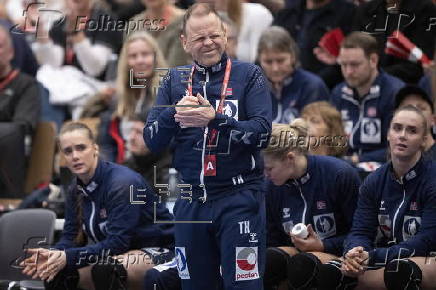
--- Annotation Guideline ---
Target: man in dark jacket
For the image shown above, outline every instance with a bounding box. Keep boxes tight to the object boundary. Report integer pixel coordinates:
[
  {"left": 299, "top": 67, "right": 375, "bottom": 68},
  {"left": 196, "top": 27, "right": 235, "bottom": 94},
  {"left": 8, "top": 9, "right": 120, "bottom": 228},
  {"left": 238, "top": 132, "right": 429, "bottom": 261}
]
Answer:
[
  {"left": 274, "top": 0, "right": 356, "bottom": 88},
  {"left": 143, "top": 3, "right": 272, "bottom": 289}
]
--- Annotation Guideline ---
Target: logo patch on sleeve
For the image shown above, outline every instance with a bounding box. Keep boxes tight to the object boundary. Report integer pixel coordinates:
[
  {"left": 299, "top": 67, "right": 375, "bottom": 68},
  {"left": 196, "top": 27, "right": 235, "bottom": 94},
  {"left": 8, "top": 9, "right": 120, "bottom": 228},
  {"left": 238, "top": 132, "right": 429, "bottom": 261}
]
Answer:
[
  {"left": 175, "top": 247, "right": 190, "bottom": 279},
  {"left": 235, "top": 247, "right": 259, "bottom": 281}
]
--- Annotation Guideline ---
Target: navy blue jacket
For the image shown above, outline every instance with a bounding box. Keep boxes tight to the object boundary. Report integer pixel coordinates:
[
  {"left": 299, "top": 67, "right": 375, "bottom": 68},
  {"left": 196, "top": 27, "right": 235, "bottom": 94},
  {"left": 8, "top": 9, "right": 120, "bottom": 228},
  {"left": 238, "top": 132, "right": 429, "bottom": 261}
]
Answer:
[
  {"left": 270, "top": 68, "right": 329, "bottom": 124},
  {"left": 144, "top": 54, "right": 272, "bottom": 200},
  {"left": 266, "top": 155, "right": 360, "bottom": 256},
  {"left": 331, "top": 71, "right": 404, "bottom": 162},
  {"left": 344, "top": 158, "right": 436, "bottom": 267},
  {"left": 55, "top": 160, "right": 174, "bottom": 269}
]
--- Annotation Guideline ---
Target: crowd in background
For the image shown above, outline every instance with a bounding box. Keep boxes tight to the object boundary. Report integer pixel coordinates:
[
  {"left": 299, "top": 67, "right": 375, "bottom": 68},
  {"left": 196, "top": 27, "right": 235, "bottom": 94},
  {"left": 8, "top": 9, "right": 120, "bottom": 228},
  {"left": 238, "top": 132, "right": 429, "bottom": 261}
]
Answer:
[{"left": 0, "top": 0, "right": 434, "bottom": 200}]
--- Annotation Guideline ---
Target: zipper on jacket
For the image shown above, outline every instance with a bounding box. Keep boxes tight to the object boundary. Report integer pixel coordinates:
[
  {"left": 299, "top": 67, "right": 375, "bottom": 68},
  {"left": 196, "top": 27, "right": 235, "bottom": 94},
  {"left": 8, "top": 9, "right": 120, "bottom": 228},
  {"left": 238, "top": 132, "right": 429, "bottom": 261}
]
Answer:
[
  {"left": 294, "top": 181, "right": 307, "bottom": 224},
  {"left": 199, "top": 71, "right": 209, "bottom": 202},
  {"left": 89, "top": 200, "right": 98, "bottom": 242},
  {"left": 391, "top": 177, "right": 406, "bottom": 244}
]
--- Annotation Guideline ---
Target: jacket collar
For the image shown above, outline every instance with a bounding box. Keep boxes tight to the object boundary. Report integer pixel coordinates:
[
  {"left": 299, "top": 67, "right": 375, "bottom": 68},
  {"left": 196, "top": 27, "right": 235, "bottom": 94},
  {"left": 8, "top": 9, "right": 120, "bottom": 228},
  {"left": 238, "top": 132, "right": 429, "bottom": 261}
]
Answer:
[
  {"left": 342, "top": 70, "right": 385, "bottom": 101},
  {"left": 193, "top": 53, "right": 229, "bottom": 74},
  {"left": 76, "top": 159, "right": 103, "bottom": 196},
  {"left": 287, "top": 155, "right": 314, "bottom": 186},
  {"left": 389, "top": 156, "right": 425, "bottom": 183}
]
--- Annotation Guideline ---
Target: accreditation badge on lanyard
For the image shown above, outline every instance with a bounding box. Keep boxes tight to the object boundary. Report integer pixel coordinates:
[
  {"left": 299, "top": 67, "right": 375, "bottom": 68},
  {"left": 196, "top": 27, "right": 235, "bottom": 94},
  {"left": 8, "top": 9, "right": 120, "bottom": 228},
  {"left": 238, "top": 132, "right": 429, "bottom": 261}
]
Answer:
[
  {"left": 0, "top": 69, "right": 19, "bottom": 91},
  {"left": 187, "top": 58, "right": 232, "bottom": 176}
]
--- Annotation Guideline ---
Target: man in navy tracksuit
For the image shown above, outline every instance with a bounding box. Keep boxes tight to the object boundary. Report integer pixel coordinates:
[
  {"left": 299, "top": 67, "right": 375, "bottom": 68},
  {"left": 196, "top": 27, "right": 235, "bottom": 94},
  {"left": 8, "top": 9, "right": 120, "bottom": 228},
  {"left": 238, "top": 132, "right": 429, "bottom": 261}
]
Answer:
[
  {"left": 143, "top": 4, "right": 271, "bottom": 289},
  {"left": 331, "top": 32, "right": 404, "bottom": 164}
]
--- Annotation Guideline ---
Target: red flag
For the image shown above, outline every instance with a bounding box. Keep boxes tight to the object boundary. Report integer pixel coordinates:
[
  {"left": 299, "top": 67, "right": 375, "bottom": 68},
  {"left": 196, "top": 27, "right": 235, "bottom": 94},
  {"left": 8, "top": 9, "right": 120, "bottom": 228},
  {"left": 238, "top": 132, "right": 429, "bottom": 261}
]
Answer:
[
  {"left": 385, "top": 30, "right": 431, "bottom": 65},
  {"left": 318, "top": 28, "right": 345, "bottom": 57}
]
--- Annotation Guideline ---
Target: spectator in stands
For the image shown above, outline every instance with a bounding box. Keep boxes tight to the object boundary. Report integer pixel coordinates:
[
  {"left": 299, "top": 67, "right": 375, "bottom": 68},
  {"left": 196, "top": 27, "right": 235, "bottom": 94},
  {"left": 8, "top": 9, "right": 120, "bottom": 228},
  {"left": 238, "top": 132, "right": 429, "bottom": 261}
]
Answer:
[
  {"left": 352, "top": 0, "right": 436, "bottom": 84},
  {"left": 32, "top": 0, "right": 123, "bottom": 80},
  {"left": 0, "top": 25, "right": 40, "bottom": 135},
  {"left": 274, "top": 0, "right": 356, "bottom": 88},
  {"left": 219, "top": 13, "right": 238, "bottom": 59},
  {"left": 0, "top": 18, "right": 38, "bottom": 77},
  {"left": 301, "top": 101, "right": 348, "bottom": 157},
  {"left": 198, "top": 0, "right": 273, "bottom": 63},
  {"left": 129, "top": 0, "right": 190, "bottom": 67},
  {"left": 258, "top": 26, "right": 329, "bottom": 124},
  {"left": 123, "top": 115, "right": 172, "bottom": 183},
  {"left": 331, "top": 32, "right": 404, "bottom": 165},
  {"left": 21, "top": 122, "right": 175, "bottom": 290},
  {"left": 263, "top": 119, "right": 360, "bottom": 289},
  {"left": 335, "top": 105, "right": 436, "bottom": 289},
  {"left": 97, "top": 31, "right": 167, "bottom": 164},
  {"left": 395, "top": 85, "right": 436, "bottom": 160}
]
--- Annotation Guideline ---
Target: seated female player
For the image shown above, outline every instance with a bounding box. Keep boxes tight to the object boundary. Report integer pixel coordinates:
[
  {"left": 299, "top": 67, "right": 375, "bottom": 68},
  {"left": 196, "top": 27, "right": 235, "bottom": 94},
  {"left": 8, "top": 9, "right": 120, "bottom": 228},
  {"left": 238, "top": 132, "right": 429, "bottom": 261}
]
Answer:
[
  {"left": 21, "top": 122, "right": 175, "bottom": 290},
  {"left": 339, "top": 105, "right": 436, "bottom": 289},
  {"left": 263, "top": 119, "right": 361, "bottom": 289}
]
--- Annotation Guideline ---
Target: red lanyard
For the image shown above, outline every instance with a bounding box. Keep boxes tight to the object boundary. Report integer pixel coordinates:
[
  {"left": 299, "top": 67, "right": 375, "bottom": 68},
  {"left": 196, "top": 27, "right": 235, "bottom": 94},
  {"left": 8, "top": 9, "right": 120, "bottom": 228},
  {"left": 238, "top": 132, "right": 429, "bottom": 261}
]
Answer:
[
  {"left": 0, "top": 69, "right": 19, "bottom": 91},
  {"left": 187, "top": 58, "right": 232, "bottom": 147}
]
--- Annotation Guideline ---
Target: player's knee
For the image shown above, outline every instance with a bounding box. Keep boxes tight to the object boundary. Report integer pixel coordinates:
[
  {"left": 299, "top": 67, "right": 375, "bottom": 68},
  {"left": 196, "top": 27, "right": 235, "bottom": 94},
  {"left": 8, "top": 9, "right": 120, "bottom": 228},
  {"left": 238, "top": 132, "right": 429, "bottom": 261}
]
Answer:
[
  {"left": 91, "top": 257, "right": 127, "bottom": 290},
  {"left": 384, "top": 259, "right": 422, "bottom": 290},
  {"left": 44, "top": 268, "right": 79, "bottom": 290},
  {"left": 317, "top": 259, "right": 357, "bottom": 290},
  {"left": 287, "top": 252, "right": 320, "bottom": 289},
  {"left": 264, "top": 247, "right": 291, "bottom": 289}
]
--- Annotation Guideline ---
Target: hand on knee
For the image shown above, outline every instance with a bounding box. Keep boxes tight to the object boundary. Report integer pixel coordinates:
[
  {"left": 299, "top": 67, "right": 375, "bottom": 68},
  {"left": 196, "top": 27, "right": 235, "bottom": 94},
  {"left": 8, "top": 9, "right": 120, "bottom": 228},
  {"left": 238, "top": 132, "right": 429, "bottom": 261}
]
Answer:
[{"left": 384, "top": 259, "right": 422, "bottom": 290}]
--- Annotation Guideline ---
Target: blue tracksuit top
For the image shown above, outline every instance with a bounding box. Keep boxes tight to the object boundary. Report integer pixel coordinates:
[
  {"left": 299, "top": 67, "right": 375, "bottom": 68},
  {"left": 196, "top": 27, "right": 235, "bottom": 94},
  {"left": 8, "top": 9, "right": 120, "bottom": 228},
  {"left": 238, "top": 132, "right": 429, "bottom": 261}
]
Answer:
[
  {"left": 266, "top": 155, "right": 361, "bottom": 256},
  {"left": 331, "top": 71, "right": 404, "bottom": 162},
  {"left": 270, "top": 68, "right": 330, "bottom": 124},
  {"left": 143, "top": 54, "right": 272, "bottom": 200},
  {"left": 344, "top": 157, "right": 436, "bottom": 267},
  {"left": 55, "top": 160, "right": 175, "bottom": 269}
]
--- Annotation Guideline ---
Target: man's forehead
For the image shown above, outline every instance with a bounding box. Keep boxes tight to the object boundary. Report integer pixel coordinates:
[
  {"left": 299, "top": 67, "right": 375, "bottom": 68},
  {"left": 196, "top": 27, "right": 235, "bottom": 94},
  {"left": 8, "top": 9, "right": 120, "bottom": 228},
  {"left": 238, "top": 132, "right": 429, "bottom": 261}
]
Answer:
[{"left": 185, "top": 13, "right": 223, "bottom": 35}]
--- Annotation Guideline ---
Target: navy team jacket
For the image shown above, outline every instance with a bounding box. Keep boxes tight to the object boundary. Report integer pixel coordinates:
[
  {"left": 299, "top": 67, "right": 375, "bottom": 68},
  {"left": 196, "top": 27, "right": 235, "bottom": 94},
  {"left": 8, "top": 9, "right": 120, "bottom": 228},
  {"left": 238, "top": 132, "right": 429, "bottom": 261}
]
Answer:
[
  {"left": 330, "top": 71, "right": 404, "bottom": 162},
  {"left": 270, "top": 68, "right": 329, "bottom": 124},
  {"left": 55, "top": 160, "right": 174, "bottom": 269},
  {"left": 143, "top": 54, "right": 272, "bottom": 200},
  {"left": 344, "top": 158, "right": 436, "bottom": 267},
  {"left": 266, "top": 155, "right": 361, "bottom": 256}
]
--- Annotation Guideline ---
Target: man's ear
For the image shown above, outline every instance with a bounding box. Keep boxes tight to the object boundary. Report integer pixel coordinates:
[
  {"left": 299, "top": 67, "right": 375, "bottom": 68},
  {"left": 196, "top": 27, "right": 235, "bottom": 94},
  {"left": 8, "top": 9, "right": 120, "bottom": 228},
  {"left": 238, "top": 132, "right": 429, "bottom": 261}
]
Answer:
[
  {"left": 285, "top": 151, "right": 296, "bottom": 163},
  {"left": 369, "top": 53, "right": 378, "bottom": 68},
  {"left": 180, "top": 34, "right": 189, "bottom": 53},
  {"left": 94, "top": 144, "right": 99, "bottom": 156}
]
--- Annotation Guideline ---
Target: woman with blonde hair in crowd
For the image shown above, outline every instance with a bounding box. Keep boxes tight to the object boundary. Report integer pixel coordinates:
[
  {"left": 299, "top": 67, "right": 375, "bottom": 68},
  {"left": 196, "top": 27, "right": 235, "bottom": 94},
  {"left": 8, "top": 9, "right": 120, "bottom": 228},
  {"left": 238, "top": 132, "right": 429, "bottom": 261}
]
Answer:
[
  {"left": 263, "top": 119, "right": 360, "bottom": 289},
  {"left": 197, "top": 0, "right": 273, "bottom": 63},
  {"left": 301, "top": 101, "right": 348, "bottom": 157},
  {"left": 98, "top": 30, "right": 167, "bottom": 164},
  {"left": 129, "top": 0, "right": 190, "bottom": 67}
]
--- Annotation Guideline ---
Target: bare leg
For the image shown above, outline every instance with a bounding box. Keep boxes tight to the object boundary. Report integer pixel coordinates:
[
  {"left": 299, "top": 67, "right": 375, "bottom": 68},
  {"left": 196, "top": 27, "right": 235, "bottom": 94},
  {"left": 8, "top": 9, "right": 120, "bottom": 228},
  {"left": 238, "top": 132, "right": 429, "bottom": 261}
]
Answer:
[
  {"left": 354, "top": 267, "right": 385, "bottom": 290},
  {"left": 115, "top": 250, "right": 155, "bottom": 290},
  {"left": 409, "top": 257, "right": 436, "bottom": 290},
  {"left": 78, "top": 265, "right": 95, "bottom": 290}
]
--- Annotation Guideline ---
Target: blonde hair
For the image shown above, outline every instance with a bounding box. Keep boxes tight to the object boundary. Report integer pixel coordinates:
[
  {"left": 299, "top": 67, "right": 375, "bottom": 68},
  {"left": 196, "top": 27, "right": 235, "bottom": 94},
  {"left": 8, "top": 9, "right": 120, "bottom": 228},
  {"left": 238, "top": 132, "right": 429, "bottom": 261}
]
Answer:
[
  {"left": 263, "top": 118, "right": 309, "bottom": 159},
  {"left": 115, "top": 31, "right": 167, "bottom": 118},
  {"left": 301, "top": 101, "right": 348, "bottom": 157}
]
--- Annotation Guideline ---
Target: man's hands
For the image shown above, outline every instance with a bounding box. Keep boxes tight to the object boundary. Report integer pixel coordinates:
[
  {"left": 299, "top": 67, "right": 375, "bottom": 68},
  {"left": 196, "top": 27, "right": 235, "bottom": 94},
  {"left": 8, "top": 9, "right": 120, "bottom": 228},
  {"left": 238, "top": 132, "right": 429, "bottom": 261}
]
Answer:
[
  {"left": 20, "top": 248, "right": 67, "bottom": 282},
  {"left": 175, "top": 93, "right": 216, "bottom": 128},
  {"left": 342, "top": 246, "right": 369, "bottom": 277},
  {"left": 290, "top": 224, "right": 325, "bottom": 253}
]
